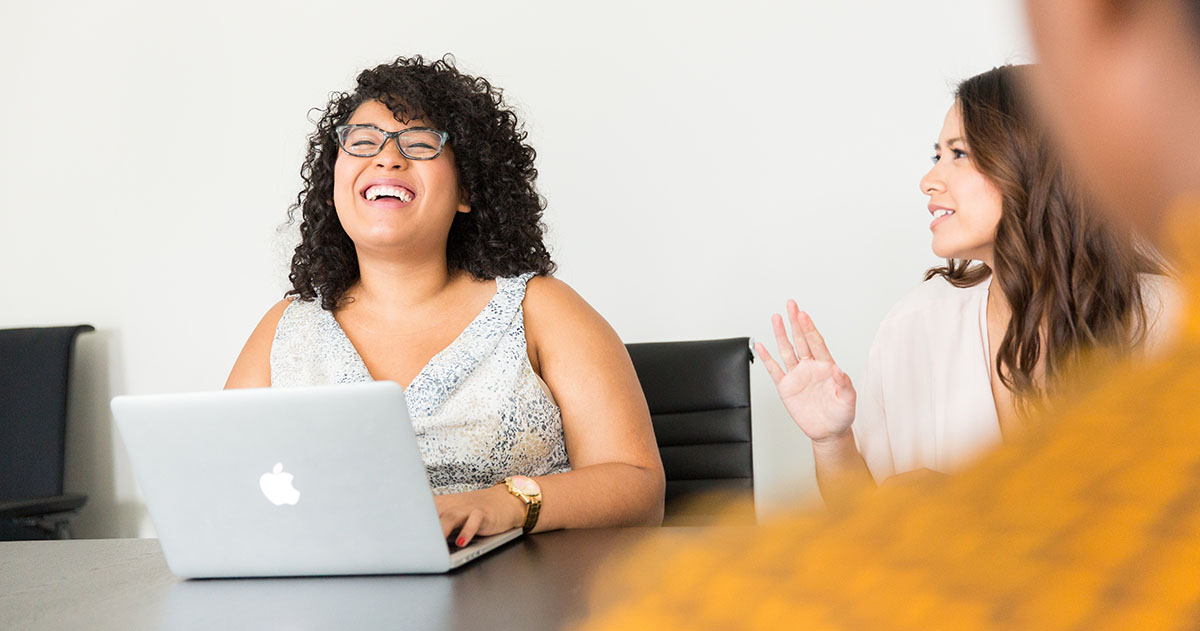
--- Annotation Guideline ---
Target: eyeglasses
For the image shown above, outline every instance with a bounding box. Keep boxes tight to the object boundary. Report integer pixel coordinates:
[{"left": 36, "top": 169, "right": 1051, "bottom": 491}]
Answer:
[{"left": 333, "top": 124, "right": 450, "bottom": 160}]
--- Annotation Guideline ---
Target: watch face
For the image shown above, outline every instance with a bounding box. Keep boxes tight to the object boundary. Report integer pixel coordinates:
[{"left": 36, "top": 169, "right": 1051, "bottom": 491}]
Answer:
[{"left": 510, "top": 475, "right": 540, "bottom": 496}]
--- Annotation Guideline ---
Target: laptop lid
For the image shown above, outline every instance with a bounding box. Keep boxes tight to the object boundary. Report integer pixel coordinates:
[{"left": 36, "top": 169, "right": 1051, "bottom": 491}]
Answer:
[{"left": 113, "top": 381, "right": 505, "bottom": 577}]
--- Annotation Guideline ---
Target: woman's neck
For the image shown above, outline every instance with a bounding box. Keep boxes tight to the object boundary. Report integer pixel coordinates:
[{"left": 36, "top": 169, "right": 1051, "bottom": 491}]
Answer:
[
  {"left": 982, "top": 251, "right": 1011, "bottom": 330},
  {"left": 985, "top": 272, "right": 1024, "bottom": 438},
  {"left": 986, "top": 273, "right": 1011, "bottom": 322},
  {"left": 349, "top": 249, "right": 458, "bottom": 316}
]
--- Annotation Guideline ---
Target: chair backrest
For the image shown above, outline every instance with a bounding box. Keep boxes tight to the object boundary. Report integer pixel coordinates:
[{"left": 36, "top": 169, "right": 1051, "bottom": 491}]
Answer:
[
  {"left": 625, "top": 337, "right": 754, "bottom": 525},
  {"left": 0, "top": 325, "right": 94, "bottom": 502}
]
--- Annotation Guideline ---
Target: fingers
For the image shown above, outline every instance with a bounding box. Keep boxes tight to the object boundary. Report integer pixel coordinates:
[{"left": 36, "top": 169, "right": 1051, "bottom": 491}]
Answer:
[
  {"left": 771, "top": 313, "right": 799, "bottom": 370},
  {"left": 439, "top": 506, "right": 482, "bottom": 547},
  {"left": 831, "top": 365, "right": 855, "bottom": 400},
  {"left": 787, "top": 300, "right": 814, "bottom": 360},
  {"left": 769, "top": 301, "right": 824, "bottom": 372},
  {"left": 796, "top": 310, "right": 836, "bottom": 364},
  {"left": 755, "top": 342, "right": 786, "bottom": 384},
  {"left": 455, "top": 510, "right": 485, "bottom": 548},
  {"left": 433, "top": 496, "right": 453, "bottom": 538},
  {"left": 439, "top": 508, "right": 462, "bottom": 540},
  {"left": 831, "top": 364, "right": 849, "bottom": 387}
]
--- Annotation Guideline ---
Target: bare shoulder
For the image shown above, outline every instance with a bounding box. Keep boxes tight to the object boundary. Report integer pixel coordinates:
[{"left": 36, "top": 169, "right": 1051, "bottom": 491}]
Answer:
[
  {"left": 224, "top": 298, "right": 295, "bottom": 389},
  {"left": 255, "top": 298, "right": 295, "bottom": 337},
  {"left": 267, "top": 296, "right": 295, "bottom": 317},
  {"left": 523, "top": 275, "right": 623, "bottom": 363},
  {"left": 524, "top": 275, "right": 595, "bottom": 318}
]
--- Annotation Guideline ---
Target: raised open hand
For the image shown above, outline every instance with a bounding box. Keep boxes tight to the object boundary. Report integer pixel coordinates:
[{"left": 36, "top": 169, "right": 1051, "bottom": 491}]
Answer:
[{"left": 755, "top": 300, "right": 857, "bottom": 444}]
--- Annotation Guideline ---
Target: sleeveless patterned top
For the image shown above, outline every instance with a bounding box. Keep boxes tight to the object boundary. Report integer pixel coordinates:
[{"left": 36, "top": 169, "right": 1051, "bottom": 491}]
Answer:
[{"left": 269, "top": 273, "right": 571, "bottom": 495}]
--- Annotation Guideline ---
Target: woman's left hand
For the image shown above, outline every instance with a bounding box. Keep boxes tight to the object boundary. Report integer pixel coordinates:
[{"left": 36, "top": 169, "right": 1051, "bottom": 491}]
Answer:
[{"left": 433, "top": 484, "right": 526, "bottom": 547}]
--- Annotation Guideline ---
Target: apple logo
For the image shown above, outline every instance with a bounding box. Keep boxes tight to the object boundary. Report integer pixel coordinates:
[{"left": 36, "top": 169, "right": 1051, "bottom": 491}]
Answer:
[{"left": 259, "top": 462, "right": 301, "bottom": 506}]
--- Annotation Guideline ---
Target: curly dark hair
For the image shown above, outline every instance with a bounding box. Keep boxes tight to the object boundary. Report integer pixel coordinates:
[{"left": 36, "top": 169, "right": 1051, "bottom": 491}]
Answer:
[{"left": 286, "top": 54, "right": 555, "bottom": 310}]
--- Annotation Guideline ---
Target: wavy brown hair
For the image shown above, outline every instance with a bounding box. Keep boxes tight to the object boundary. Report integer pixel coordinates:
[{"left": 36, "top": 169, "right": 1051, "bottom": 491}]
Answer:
[
  {"left": 926, "top": 65, "right": 1162, "bottom": 411},
  {"left": 286, "top": 55, "right": 555, "bottom": 310}
]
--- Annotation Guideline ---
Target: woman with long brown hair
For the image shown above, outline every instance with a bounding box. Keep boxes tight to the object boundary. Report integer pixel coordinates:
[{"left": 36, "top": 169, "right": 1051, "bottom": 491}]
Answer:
[{"left": 756, "top": 64, "right": 1176, "bottom": 506}]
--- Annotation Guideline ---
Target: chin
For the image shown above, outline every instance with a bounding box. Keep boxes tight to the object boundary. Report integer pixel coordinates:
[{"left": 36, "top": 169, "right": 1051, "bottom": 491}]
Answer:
[
  {"left": 931, "top": 236, "right": 984, "bottom": 262},
  {"left": 343, "top": 226, "right": 417, "bottom": 250},
  {"left": 930, "top": 240, "right": 954, "bottom": 260},
  {"left": 360, "top": 236, "right": 417, "bottom": 252}
]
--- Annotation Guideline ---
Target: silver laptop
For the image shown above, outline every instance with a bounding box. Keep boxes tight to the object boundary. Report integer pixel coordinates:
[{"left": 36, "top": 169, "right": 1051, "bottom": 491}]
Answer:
[{"left": 111, "top": 381, "right": 521, "bottom": 578}]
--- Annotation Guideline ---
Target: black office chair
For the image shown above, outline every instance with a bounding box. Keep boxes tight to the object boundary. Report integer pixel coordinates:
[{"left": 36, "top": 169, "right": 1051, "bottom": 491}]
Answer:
[
  {"left": 0, "top": 325, "right": 93, "bottom": 540},
  {"left": 626, "top": 337, "right": 754, "bottom": 525}
]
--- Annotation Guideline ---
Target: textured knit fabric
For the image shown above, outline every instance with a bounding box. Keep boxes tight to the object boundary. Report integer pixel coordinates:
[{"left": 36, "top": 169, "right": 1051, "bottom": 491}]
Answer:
[{"left": 270, "top": 273, "right": 571, "bottom": 495}]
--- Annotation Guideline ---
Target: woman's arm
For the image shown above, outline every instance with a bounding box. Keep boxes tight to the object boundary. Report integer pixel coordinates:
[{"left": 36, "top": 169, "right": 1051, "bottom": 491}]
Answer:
[
  {"left": 522, "top": 276, "right": 666, "bottom": 529},
  {"left": 437, "top": 276, "right": 665, "bottom": 546},
  {"left": 810, "top": 432, "right": 875, "bottom": 510},
  {"left": 756, "top": 300, "right": 874, "bottom": 509},
  {"left": 224, "top": 299, "right": 291, "bottom": 389}
]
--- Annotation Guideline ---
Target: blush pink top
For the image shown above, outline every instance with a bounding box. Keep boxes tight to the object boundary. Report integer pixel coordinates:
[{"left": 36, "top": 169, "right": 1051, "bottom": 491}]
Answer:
[{"left": 853, "top": 273, "right": 1179, "bottom": 482}]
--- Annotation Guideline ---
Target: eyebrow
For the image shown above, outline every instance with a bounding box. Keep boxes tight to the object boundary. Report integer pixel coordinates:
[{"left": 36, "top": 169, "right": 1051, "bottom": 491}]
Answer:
[{"left": 933, "top": 137, "right": 965, "bottom": 151}]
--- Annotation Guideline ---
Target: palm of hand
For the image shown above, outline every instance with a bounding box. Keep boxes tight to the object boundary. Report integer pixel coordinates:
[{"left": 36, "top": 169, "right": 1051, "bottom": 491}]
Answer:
[
  {"left": 758, "top": 303, "right": 858, "bottom": 444},
  {"left": 774, "top": 358, "right": 856, "bottom": 443}
]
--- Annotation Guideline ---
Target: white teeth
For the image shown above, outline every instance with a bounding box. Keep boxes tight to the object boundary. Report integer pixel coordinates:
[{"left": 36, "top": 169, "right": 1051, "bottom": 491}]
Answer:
[
  {"left": 933, "top": 209, "right": 955, "bottom": 219},
  {"left": 364, "top": 185, "right": 414, "bottom": 202}
]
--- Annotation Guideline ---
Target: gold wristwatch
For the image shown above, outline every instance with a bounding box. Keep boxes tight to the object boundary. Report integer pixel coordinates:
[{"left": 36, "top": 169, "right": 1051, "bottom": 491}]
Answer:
[{"left": 503, "top": 475, "right": 542, "bottom": 533}]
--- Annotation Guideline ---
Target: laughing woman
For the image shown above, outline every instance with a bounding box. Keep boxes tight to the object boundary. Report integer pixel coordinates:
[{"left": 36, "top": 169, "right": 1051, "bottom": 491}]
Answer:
[
  {"left": 757, "top": 65, "right": 1177, "bottom": 508},
  {"left": 226, "top": 56, "right": 664, "bottom": 543}
]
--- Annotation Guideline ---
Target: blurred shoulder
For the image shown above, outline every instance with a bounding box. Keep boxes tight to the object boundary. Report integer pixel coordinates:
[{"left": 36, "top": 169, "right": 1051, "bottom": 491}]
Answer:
[
  {"left": 1139, "top": 272, "right": 1181, "bottom": 309},
  {"left": 1138, "top": 273, "right": 1184, "bottom": 356}
]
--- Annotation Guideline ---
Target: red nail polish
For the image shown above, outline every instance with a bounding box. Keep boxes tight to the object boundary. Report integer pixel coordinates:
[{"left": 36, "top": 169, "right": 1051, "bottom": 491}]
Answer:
[{"left": 456, "top": 537, "right": 466, "bottom": 547}]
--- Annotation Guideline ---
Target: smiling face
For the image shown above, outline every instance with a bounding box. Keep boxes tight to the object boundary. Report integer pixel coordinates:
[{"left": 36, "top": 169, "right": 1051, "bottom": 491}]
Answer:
[
  {"left": 919, "top": 103, "right": 1005, "bottom": 263},
  {"left": 332, "top": 99, "right": 470, "bottom": 258}
]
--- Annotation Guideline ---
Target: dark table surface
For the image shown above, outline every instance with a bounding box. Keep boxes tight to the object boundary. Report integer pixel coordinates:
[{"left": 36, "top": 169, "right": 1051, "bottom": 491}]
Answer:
[{"left": 0, "top": 527, "right": 722, "bottom": 631}]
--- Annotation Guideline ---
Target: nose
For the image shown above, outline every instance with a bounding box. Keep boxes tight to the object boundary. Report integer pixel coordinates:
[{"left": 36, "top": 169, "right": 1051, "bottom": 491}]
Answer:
[
  {"left": 919, "top": 162, "right": 945, "bottom": 197},
  {"left": 374, "top": 137, "right": 410, "bottom": 170}
]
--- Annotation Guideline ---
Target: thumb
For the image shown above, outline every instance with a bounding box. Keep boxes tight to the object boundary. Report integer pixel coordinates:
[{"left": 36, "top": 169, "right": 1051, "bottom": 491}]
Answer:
[{"left": 831, "top": 365, "right": 853, "bottom": 390}]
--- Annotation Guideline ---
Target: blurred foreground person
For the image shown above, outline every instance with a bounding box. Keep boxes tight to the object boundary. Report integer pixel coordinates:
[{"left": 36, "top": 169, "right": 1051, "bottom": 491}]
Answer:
[{"left": 581, "top": 0, "right": 1200, "bottom": 628}]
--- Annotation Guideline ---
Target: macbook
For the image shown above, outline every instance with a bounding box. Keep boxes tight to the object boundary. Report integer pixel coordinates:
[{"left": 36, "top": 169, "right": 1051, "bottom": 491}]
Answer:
[{"left": 112, "top": 381, "right": 521, "bottom": 578}]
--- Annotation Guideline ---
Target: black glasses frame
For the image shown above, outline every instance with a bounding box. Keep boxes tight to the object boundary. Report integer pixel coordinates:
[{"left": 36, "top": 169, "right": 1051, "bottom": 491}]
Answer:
[{"left": 333, "top": 124, "right": 450, "bottom": 160}]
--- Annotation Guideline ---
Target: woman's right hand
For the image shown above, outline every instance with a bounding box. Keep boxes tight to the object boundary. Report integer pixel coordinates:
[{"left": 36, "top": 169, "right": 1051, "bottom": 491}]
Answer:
[{"left": 756, "top": 300, "right": 857, "bottom": 444}]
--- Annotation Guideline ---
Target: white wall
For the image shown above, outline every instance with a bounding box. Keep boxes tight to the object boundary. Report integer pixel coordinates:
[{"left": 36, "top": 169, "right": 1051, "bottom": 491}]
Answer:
[{"left": 0, "top": 0, "right": 1031, "bottom": 537}]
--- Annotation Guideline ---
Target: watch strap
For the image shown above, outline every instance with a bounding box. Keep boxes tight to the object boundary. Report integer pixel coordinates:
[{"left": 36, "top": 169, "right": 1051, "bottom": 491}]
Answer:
[
  {"left": 521, "top": 496, "right": 541, "bottom": 533},
  {"left": 504, "top": 476, "right": 542, "bottom": 533}
]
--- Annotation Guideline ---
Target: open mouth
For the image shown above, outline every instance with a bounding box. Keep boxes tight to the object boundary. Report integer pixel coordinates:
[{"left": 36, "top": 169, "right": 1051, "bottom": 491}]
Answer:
[
  {"left": 929, "top": 207, "right": 955, "bottom": 229},
  {"left": 362, "top": 184, "right": 415, "bottom": 203}
]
